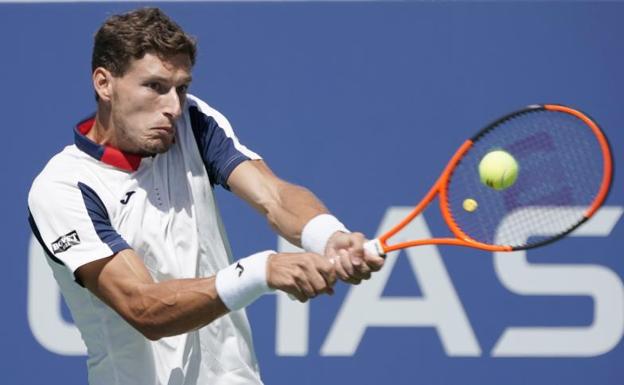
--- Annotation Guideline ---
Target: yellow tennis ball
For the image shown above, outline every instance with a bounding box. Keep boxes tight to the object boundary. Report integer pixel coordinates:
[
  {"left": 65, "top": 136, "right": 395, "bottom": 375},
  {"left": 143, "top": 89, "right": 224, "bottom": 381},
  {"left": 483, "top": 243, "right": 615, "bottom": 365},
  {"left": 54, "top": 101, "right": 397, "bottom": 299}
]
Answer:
[
  {"left": 463, "top": 198, "right": 478, "bottom": 212},
  {"left": 479, "top": 150, "right": 519, "bottom": 190}
]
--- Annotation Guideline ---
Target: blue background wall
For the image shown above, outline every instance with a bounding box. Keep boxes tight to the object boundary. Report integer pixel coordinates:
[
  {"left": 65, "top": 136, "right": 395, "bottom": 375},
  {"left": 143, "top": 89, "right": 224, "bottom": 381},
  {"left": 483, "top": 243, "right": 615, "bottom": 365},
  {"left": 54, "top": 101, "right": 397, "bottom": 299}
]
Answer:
[{"left": 1, "top": 2, "right": 623, "bottom": 384}]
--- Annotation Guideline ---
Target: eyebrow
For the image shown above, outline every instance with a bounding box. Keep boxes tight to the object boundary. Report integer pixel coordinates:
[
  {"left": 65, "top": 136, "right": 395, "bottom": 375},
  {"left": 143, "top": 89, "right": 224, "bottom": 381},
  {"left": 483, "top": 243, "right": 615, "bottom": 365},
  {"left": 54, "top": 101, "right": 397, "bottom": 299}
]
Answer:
[{"left": 144, "top": 75, "right": 193, "bottom": 84}]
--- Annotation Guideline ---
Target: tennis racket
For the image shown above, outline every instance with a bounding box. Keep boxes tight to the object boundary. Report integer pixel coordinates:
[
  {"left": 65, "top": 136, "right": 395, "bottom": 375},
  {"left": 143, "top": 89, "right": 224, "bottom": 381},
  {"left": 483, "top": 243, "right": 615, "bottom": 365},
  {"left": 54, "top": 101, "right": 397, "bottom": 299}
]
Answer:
[{"left": 364, "top": 104, "right": 613, "bottom": 257}]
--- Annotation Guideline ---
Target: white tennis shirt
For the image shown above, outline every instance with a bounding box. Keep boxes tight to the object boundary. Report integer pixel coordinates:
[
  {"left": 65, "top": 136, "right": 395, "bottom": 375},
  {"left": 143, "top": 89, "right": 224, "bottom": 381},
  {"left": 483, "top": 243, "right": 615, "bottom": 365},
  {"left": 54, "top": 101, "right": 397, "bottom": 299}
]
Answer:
[{"left": 28, "top": 95, "right": 265, "bottom": 385}]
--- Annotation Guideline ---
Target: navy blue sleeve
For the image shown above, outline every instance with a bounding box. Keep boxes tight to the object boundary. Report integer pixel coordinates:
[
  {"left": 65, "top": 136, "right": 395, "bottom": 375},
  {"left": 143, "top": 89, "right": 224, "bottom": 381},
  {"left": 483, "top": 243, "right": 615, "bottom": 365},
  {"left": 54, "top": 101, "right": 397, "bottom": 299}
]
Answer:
[
  {"left": 189, "top": 106, "right": 251, "bottom": 188},
  {"left": 77, "top": 182, "right": 130, "bottom": 254}
]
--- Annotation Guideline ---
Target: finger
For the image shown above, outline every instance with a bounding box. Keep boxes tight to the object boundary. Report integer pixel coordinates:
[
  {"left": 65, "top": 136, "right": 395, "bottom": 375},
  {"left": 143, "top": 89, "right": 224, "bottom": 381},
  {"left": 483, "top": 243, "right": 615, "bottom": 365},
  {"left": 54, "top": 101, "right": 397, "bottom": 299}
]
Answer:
[
  {"left": 350, "top": 232, "right": 366, "bottom": 249},
  {"left": 323, "top": 260, "right": 337, "bottom": 288},
  {"left": 299, "top": 279, "right": 317, "bottom": 299},
  {"left": 350, "top": 253, "right": 369, "bottom": 270},
  {"left": 288, "top": 287, "right": 308, "bottom": 303},
  {"left": 354, "top": 259, "right": 372, "bottom": 276},
  {"left": 295, "top": 293, "right": 308, "bottom": 303},
  {"left": 339, "top": 249, "right": 355, "bottom": 276},
  {"left": 334, "top": 255, "right": 350, "bottom": 281},
  {"left": 343, "top": 257, "right": 370, "bottom": 283},
  {"left": 348, "top": 232, "right": 366, "bottom": 263},
  {"left": 359, "top": 271, "right": 372, "bottom": 280},
  {"left": 364, "top": 254, "right": 386, "bottom": 271},
  {"left": 334, "top": 251, "right": 361, "bottom": 283},
  {"left": 309, "top": 267, "right": 332, "bottom": 295},
  {"left": 344, "top": 272, "right": 362, "bottom": 285},
  {"left": 340, "top": 269, "right": 362, "bottom": 284},
  {"left": 336, "top": 253, "right": 362, "bottom": 284},
  {"left": 294, "top": 266, "right": 318, "bottom": 299},
  {"left": 312, "top": 256, "right": 338, "bottom": 295}
]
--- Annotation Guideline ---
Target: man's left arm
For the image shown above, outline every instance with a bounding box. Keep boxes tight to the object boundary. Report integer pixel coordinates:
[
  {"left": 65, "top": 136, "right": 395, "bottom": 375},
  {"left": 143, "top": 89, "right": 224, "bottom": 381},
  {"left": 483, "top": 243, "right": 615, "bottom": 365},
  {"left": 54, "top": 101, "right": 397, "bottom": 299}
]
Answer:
[{"left": 227, "top": 160, "right": 384, "bottom": 284}]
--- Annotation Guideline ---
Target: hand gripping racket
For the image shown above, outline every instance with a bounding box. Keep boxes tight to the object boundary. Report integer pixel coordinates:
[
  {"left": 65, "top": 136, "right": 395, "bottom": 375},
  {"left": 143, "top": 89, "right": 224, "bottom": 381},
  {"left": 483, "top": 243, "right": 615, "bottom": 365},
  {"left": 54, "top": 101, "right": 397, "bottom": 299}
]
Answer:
[{"left": 364, "top": 104, "right": 613, "bottom": 257}]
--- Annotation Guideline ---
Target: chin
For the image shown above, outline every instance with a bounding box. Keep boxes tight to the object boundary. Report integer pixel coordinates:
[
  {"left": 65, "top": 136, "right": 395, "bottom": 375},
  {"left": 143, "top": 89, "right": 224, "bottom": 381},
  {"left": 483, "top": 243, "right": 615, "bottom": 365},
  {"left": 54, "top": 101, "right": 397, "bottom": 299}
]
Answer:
[{"left": 142, "top": 139, "right": 174, "bottom": 156}]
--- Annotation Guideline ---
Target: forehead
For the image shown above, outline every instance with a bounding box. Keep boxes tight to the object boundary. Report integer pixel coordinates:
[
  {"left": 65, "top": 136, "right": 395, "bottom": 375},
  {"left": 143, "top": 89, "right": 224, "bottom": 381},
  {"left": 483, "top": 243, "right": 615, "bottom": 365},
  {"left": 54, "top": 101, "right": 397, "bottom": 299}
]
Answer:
[{"left": 124, "top": 52, "right": 192, "bottom": 80}]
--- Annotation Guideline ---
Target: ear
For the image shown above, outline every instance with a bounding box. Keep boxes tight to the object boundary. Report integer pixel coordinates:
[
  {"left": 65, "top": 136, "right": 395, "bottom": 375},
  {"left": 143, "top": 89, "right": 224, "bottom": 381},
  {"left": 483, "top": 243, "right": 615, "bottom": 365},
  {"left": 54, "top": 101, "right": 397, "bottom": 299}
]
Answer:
[{"left": 93, "top": 67, "right": 113, "bottom": 102}]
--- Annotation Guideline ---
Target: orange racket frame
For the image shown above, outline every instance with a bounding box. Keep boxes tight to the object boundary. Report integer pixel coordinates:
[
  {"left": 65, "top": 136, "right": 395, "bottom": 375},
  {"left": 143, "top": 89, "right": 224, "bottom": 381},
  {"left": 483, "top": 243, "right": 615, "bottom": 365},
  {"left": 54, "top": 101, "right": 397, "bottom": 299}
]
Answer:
[{"left": 365, "top": 104, "right": 613, "bottom": 257}]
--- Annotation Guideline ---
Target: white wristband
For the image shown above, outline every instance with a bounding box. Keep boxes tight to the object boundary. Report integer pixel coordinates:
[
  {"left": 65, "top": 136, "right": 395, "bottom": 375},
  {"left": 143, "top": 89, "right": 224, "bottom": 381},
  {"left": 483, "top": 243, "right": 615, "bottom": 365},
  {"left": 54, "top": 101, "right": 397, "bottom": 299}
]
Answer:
[
  {"left": 301, "top": 214, "right": 349, "bottom": 255},
  {"left": 216, "top": 250, "right": 274, "bottom": 311}
]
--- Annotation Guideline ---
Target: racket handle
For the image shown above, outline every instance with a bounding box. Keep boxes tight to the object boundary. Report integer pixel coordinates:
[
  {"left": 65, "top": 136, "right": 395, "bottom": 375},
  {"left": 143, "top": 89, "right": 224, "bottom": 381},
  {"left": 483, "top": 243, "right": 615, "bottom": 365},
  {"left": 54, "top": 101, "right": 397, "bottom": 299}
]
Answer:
[{"left": 364, "top": 239, "right": 386, "bottom": 258}]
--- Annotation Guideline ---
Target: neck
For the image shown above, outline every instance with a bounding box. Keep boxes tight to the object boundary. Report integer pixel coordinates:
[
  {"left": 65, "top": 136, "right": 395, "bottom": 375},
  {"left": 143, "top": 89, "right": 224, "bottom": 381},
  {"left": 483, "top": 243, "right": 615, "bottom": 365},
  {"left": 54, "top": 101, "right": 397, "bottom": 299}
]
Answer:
[{"left": 88, "top": 106, "right": 116, "bottom": 147}]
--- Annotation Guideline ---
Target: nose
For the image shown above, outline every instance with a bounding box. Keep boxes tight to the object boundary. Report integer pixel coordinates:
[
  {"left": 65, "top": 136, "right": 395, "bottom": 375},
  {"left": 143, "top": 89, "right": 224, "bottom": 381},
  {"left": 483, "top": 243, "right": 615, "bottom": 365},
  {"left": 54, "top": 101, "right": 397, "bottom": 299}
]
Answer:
[{"left": 163, "top": 87, "right": 183, "bottom": 121}]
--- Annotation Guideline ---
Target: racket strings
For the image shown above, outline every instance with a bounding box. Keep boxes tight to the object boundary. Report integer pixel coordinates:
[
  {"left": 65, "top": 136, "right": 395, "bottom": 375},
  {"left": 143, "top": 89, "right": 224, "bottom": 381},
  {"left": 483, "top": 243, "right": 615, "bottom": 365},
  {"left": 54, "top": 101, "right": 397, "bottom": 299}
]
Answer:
[{"left": 444, "top": 109, "right": 606, "bottom": 249}]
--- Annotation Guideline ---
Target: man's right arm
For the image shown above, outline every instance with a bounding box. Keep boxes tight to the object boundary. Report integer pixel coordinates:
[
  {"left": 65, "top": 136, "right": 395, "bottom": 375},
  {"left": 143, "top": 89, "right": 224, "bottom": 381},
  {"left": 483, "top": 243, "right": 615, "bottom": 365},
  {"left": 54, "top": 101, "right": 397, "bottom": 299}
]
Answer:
[
  {"left": 76, "top": 248, "right": 227, "bottom": 340},
  {"left": 76, "top": 248, "right": 336, "bottom": 341}
]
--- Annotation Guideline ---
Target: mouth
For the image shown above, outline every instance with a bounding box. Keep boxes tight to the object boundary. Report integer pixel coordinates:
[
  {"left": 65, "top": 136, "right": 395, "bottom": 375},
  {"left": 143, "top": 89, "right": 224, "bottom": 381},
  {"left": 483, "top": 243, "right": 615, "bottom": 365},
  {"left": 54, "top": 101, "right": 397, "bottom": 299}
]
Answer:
[{"left": 152, "top": 126, "right": 175, "bottom": 135}]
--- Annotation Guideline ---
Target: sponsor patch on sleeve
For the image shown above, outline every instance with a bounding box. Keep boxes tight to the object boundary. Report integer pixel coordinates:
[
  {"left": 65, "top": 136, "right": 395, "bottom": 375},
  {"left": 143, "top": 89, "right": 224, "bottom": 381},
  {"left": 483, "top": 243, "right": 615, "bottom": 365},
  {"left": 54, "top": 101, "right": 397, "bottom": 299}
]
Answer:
[{"left": 51, "top": 230, "right": 81, "bottom": 254}]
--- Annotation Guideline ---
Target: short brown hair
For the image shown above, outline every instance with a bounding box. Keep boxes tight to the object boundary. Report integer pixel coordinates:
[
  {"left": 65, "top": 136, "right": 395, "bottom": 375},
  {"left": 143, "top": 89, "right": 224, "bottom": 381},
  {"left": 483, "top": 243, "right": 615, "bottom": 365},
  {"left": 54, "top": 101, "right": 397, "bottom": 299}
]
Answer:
[{"left": 92, "top": 8, "right": 196, "bottom": 76}]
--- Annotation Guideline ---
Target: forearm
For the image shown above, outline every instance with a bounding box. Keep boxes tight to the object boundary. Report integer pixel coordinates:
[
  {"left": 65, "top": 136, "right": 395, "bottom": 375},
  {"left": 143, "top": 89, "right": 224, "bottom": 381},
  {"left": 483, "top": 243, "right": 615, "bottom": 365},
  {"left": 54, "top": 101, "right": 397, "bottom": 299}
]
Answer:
[
  {"left": 81, "top": 250, "right": 230, "bottom": 341},
  {"left": 264, "top": 182, "right": 328, "bottom": 246},
  {"left": 227, "top": 160, "right": 345, "bottom": 250},
  {"left": 125, "top": 277, "right": 227, "bottom": 340},
  {"left": 82, "top": 248, "right": 274, "bottom": 341}
]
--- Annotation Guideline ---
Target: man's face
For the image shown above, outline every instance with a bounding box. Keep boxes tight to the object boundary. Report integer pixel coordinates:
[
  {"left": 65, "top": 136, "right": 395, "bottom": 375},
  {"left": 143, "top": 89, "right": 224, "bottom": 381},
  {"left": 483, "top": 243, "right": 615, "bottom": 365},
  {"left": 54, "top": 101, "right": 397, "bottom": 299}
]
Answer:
[{"left": 108, "top": 52, "right": 192, "bottom": 156}]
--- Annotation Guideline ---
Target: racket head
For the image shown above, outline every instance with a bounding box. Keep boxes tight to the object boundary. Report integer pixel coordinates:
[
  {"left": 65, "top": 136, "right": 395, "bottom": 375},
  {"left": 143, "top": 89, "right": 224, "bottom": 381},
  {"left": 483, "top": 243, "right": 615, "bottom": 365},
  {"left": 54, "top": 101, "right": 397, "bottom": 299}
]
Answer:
[{"left": 440, "top": 104, "right": 613, "bottom": 251}]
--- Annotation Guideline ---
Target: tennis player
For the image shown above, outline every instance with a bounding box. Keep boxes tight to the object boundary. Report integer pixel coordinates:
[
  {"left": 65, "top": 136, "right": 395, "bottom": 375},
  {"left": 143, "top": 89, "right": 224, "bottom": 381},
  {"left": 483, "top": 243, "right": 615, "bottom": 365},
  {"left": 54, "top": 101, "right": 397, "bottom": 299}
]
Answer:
[{"left": 27, "top": 7, "right": 384, "bottom": 385}]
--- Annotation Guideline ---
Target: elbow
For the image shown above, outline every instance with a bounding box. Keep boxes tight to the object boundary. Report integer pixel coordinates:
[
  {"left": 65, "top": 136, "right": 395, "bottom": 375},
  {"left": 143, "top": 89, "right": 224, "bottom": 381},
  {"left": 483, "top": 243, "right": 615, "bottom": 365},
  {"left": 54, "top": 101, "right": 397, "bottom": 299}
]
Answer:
[
  {"left": 130, "top": 316, "right": 166, "bottom": 341},
  {"left": 141, "top": 329, "right": 163, "bottom": 341},
  {"left": 118, "top": 284, "right": 224, "bottom": 341},
  {"left": 122, "top": 300, "right": 169, "bottom": 341},
  {"left": 134, "top": 319, "right": 212, "bottom": 341},
  {"left": 122, "top": 286, "right": 172, "bottom": 341},
  {"left": 127, "top": 311, "right": 215, "bottom": 341}
]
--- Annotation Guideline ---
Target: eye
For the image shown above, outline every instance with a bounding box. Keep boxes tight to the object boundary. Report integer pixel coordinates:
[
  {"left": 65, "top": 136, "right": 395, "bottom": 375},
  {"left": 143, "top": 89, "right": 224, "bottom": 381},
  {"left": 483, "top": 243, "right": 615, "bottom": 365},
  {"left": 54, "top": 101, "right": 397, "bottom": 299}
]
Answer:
[
  {"left": 146, "top": 82, "right": 165, "bottom": 94},
  {"left": 176, "top": 84, "right": 189, "bottom": 94}
]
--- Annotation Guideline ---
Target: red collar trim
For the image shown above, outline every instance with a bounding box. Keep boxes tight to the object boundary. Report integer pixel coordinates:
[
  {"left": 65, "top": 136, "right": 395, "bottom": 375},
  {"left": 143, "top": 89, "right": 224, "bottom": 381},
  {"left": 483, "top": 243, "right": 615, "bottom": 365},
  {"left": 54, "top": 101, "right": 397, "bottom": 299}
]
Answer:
[{"left": 74, "top": 117, "right": 142, "bottom": 172}]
